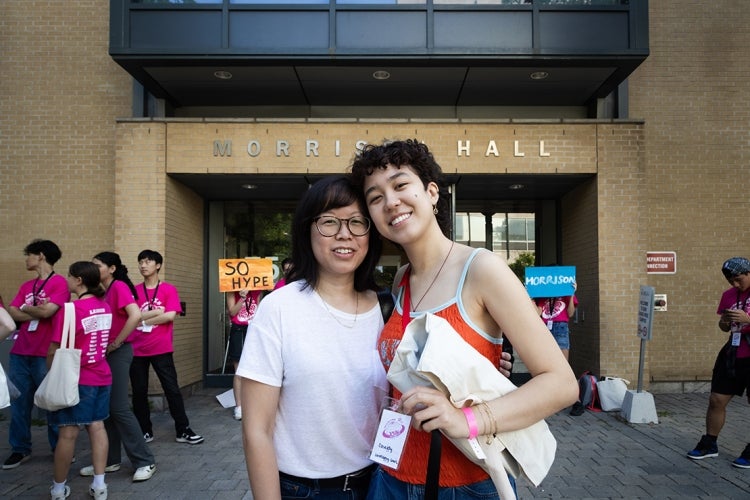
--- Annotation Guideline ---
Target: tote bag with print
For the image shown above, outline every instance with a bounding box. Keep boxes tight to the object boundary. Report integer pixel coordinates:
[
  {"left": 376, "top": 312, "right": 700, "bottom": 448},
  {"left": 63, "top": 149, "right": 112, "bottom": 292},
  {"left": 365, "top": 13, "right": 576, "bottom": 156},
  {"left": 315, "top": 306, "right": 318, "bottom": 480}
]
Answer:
[{"left": 34, "top": 302, "right": 81, "bottom": 411}]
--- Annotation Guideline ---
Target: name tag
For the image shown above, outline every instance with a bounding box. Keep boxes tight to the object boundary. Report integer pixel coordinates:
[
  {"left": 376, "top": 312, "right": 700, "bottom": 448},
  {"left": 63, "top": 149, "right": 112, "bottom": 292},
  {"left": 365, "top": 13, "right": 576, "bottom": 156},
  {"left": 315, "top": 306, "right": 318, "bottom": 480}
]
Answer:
[{"left": 370, "top": 409, "right": 411, "bottom": 470}]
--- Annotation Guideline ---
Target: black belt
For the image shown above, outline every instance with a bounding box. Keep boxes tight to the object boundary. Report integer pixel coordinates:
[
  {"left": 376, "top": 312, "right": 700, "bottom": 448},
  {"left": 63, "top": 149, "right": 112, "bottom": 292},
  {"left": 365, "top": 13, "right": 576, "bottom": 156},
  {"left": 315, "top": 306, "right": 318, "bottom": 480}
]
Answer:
[{"left": 279, "top": 464, "right": 375, "bottom": 492}]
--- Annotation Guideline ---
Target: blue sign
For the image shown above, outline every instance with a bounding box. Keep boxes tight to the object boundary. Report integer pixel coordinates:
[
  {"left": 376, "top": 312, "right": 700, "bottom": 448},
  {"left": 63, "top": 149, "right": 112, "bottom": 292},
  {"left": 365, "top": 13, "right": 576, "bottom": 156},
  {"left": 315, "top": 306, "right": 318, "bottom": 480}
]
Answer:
[{"left": 524, "top": 266, "right": 576, "bottom": 298}]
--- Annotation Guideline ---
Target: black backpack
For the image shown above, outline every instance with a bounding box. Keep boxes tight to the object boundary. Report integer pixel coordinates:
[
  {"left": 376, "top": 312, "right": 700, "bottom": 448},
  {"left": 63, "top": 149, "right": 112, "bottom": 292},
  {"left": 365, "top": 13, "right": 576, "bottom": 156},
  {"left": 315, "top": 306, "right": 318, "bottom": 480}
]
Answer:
[{"left": 570, "top": 370, "right": 601, "bottom": 416}]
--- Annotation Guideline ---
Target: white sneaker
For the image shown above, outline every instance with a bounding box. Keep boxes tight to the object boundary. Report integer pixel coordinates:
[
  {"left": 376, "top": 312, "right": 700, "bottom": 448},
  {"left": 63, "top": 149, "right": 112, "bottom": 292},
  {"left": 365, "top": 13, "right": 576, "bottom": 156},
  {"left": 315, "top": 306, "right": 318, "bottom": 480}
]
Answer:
[
  {"left": 88, "top": 483, "right": 107, "bottom": 500},
  {"left": 233, "top": 406, "right": 242, "bottom": 420},
  {"left": 133, "top": 464, "right": 156, "bottom": 482},
  {"left": 50, "top": 485, "right": 70, "bottom": 500},
  {"left": 79, "top": 464, "right": 120, "bottom": 476}
]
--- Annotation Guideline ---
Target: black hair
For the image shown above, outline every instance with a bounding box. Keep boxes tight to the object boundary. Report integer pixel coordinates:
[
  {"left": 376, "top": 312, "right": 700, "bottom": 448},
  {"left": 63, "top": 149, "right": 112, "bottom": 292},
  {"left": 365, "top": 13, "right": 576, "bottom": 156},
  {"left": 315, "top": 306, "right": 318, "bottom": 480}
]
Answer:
[
  {"left": 24, "top": 239, "right": 62, "bottom": 265},
  {"left": 349, "top": 139, "right": 451, "bottom": 237},
  {"left": 288, "top": 175, "right": 381, "bottom": 292},
  {"left": 69, "top": 261, "right": 106, "bottom": 298},
  {"left": 137, "top": 249, "right": 163, "bottom": 267},
  {"left": 94, "top": 251, "right": 138, "bottom": 300}
]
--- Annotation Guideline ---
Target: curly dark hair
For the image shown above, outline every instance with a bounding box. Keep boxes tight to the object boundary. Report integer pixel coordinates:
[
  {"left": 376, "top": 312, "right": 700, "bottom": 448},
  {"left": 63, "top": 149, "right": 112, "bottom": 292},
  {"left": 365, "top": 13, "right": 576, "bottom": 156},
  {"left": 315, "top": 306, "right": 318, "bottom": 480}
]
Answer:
[{"left": 348, "top": 139, "right": 451, "bottom": 237}]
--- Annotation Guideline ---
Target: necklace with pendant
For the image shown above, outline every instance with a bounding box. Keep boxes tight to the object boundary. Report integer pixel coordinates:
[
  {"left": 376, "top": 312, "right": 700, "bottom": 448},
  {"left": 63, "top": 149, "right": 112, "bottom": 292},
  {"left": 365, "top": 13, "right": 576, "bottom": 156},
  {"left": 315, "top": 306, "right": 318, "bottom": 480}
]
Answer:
[
  {"left": 412, "top": 240, "right": 455, "bottom": 311},
  {"left": 318, "top": 291, "right": 359, "bottom": 329}
]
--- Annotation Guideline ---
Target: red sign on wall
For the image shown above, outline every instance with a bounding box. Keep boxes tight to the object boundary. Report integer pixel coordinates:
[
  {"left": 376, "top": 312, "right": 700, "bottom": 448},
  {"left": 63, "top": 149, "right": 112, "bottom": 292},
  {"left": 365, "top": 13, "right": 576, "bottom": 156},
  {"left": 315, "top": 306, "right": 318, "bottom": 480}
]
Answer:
[{"left": 646, "top": 251, "right": 676, "bottom": 274}]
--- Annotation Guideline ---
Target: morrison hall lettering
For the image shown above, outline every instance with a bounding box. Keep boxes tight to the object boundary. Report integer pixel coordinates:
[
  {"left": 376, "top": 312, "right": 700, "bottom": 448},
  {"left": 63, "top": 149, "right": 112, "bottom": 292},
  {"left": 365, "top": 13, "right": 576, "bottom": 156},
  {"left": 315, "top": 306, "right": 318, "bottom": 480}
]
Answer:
[{"left": 212, "top": 139, "right": 552, "bottom": 158}]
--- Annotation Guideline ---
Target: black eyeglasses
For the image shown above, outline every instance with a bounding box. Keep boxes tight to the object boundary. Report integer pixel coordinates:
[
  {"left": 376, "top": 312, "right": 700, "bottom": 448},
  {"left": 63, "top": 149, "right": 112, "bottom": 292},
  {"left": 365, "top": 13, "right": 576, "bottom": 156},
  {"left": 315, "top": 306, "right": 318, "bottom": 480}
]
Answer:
[{"left": 313, "top": 215, "right": 371, "bottom": 237}]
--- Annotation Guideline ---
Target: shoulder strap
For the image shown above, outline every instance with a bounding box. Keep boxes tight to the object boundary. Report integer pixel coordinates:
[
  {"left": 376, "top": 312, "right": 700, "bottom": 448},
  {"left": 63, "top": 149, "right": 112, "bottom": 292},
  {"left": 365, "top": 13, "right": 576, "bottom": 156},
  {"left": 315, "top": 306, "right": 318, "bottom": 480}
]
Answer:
[
  {"left": 377, "top": 288, "right": 395, "bottom": 323},
  {"left": 61, "top": 302, "right": 76, "bottom": 349}
]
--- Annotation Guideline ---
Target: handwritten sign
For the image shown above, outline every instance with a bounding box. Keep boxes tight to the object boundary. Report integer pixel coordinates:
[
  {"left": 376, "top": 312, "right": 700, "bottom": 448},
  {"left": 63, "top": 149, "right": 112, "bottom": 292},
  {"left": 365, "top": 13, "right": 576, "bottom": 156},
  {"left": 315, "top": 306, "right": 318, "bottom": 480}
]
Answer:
[
  {"left": 524, "top": 266, "right": 576, "bottom": 298},
  {"left": 218, "top": 258, "right": 274, "bottom": 292}
]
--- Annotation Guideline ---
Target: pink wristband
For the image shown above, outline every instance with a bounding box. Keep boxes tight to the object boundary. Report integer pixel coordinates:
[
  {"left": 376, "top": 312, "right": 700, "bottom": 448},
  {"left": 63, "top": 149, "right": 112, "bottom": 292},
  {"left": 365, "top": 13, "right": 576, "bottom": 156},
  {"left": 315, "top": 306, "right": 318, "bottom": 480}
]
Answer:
[{"left": 462, "top": 406, "right": 479, "bottom": 439}]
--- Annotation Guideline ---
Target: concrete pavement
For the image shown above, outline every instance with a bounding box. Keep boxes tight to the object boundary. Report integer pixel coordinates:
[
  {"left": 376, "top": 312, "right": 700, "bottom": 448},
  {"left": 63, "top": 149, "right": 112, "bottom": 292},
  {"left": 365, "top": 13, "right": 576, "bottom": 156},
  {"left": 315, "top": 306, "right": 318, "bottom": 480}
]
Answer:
[{"left": 1, "top": 390, "right": 749, "bottom": 499}]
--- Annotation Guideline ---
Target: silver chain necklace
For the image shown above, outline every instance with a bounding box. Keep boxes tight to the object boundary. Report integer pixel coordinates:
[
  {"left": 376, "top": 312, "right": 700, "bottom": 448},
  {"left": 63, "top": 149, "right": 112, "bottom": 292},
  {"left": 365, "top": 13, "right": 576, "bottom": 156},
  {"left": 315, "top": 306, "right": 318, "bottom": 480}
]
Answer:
[{"left": 318, "top": 291, "right": 359, "bottom": 329}]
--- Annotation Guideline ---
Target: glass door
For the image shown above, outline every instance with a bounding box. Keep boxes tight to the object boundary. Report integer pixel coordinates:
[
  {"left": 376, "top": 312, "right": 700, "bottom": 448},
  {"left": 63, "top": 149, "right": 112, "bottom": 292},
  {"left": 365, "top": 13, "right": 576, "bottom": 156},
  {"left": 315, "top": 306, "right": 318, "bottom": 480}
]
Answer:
[{"left": 205, "top": 200, "right": 294, "bottom": 386}]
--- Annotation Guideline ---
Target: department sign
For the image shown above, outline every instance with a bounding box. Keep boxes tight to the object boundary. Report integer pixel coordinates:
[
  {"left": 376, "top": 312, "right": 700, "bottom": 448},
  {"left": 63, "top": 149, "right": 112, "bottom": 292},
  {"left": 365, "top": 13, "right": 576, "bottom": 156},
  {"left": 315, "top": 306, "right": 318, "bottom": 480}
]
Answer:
[{"left": 646, "top": 251, "right": 676, "bottom": 274}]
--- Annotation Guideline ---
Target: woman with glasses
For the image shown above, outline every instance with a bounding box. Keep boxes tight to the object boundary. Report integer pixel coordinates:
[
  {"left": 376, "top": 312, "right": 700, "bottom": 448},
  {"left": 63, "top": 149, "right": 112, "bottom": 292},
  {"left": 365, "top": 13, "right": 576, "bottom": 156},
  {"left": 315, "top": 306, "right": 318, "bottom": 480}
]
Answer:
[{"left": 237, "top": 175, "right": 388, "bottom": 499}]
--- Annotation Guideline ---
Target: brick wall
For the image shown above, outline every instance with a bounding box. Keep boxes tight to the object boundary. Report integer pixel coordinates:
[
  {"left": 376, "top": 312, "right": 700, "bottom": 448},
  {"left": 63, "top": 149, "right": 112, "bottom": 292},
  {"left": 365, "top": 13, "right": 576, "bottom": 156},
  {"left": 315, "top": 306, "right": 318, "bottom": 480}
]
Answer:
[
  {"left": 0, "top": 1, "right": 130, "bottom": 299},
  {"left": 629, "top": 1, "right": 750, "bottom": 390}
]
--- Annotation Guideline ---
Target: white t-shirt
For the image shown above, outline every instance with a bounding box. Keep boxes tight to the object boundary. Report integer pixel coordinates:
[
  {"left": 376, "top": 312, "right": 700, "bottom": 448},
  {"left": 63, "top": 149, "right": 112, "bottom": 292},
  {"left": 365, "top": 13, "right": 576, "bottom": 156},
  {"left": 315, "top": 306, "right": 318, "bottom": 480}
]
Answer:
[{"left": 236, "top": 280, "right": 388, "bottom": 478}]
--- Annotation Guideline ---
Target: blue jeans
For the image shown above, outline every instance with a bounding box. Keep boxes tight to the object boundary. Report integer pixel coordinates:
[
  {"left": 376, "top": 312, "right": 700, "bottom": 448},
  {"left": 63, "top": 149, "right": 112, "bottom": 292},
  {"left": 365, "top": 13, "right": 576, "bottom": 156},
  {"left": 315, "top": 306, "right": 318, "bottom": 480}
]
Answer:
[
  {"left": 7, "top": 354, "right": 58, "bottom": 454},
  {"left": 280, "top": 472, "right": 371, "bottom": 500},
  {"left": 130, "top": 352, "right": 190, "bottom": 435},
  {"left": 366, "top": 467, "right": 515, "bottom": 500}
]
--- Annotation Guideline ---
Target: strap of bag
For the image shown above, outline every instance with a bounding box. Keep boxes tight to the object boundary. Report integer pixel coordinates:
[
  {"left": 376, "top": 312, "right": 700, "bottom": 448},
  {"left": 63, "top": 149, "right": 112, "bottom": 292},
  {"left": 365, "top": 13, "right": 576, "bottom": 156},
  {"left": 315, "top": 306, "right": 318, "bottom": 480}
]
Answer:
[
  {"left": 425, "top": 429, "right": 442, "bottom": 500},
  {"left": 398, "top": 269, "right": 441, "bottom": 499},
  {"left": 60, "top": 302, "right": 76, "bottom": 349}
]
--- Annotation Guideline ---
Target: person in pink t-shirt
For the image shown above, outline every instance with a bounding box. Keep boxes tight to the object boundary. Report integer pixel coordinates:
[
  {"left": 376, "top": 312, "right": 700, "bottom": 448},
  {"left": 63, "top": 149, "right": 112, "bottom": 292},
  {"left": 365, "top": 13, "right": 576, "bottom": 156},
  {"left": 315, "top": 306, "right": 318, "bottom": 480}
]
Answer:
[
  {"left": 225, "top": 289, "right": 262, "bottom": 421},
  {"left": 4, "top": 239, "right": 69, "bottom": 471},
  {"left": 128, "top": 249, "right": 204, "bottom": 446},
  {"left": 535, "top": 280, "right": 579, "bottom": 362},
  {"left": 47, "top": 261, "right": 112, "bottom": 500},
  {"left": 74, "top": 251, "right": 156, "bottom": 482},
  {"left": 687, "top": 257, "right": 750, "bottom": 468}
]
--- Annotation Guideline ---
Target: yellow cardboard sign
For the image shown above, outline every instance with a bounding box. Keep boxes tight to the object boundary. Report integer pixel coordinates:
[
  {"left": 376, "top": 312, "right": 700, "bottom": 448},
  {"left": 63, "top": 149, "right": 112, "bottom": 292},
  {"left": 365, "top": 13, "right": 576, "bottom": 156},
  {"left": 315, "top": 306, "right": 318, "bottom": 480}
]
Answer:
[{"left": 218, "top": 258, "right": 275, "bottom": 292}]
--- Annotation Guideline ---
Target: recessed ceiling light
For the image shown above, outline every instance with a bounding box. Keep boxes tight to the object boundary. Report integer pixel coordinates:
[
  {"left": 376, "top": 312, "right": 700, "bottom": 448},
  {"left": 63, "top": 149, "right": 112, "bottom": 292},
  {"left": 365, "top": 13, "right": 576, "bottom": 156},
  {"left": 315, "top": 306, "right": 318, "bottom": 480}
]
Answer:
[
  {"left": 214, "top": 70, "right": 233, "bottom": 80},
  {"left": 241, "top": 184, "right": 257, "bottom": 190},
  {"left": 372, "top": 70, "right": 391, "bottom": 80},
  {"left": 509, "top": 184, "right": 525, "bottom": 190},
  {"left": 530, "top": 71, "right": 549, "bottom": 80}
]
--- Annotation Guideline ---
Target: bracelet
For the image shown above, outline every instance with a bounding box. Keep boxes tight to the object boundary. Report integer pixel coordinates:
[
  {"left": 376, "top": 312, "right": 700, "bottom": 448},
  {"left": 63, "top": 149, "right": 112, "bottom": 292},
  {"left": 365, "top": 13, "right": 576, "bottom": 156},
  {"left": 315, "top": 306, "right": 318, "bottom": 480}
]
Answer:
[{"left": 462, "top": 407, "right": 479, "bottom": 439}]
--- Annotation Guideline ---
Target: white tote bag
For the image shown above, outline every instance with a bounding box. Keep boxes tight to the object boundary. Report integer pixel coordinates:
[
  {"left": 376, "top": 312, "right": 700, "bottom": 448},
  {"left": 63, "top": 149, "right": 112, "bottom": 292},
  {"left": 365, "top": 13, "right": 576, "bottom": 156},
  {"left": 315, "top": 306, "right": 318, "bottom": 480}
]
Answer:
[
  {"left": 0, "top": 363, "right": 10, "bottom": 409},
  {"left": 34, "top": 302, "right": 81, "bottom": 411},
  {"left": 596, "top": 377, "right": 630, "bottom": 412}
]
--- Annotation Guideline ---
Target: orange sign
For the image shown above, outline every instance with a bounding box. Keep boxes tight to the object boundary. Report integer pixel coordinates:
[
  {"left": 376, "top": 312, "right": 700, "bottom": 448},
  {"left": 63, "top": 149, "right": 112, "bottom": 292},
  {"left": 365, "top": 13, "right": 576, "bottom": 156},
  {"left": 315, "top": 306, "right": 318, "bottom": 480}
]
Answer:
[{"left": 218, "top": 258, "right": 275, "bottom": 292}]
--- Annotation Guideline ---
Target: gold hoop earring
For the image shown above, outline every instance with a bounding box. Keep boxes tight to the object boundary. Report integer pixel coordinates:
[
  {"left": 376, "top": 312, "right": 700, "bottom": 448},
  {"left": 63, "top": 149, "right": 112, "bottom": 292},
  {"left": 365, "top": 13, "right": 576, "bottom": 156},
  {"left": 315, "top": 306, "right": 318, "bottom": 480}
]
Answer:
[{"left": 432, "top": 205, "right": 438, "bottom": 215}]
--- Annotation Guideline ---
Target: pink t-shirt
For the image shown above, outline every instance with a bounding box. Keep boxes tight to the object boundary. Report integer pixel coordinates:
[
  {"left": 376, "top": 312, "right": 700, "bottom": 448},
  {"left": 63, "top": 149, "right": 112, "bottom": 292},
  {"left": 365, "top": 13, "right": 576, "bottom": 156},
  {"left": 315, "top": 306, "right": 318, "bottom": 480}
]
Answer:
[
  {"left": 105, "top": 280, "right": 137, "bottom": 345},
  {"left": 51, "top": 297, "right": 112, "bottom": 386},
  {"left": 10, "top": 273, "right": 70, "bottom": 357},
  {"left": 536, "top": 296, "right": 579, "bottom": 323},
  {"left": 129, "top": 281, "right": 181, "bottom": 357},
  {"left": 717, "top": 287, "right": 750, "bottom": 358},
  {"left": 229, "top": 290, "right": 261, "bottom": 325}
]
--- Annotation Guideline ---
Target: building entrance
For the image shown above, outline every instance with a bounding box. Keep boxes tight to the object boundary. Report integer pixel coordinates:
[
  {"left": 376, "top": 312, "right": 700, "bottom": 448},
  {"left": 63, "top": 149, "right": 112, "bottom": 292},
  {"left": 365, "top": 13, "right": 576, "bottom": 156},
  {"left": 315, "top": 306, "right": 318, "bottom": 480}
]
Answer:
[{"left": 201, "top": 178, "right": 553, "bottom": 388}]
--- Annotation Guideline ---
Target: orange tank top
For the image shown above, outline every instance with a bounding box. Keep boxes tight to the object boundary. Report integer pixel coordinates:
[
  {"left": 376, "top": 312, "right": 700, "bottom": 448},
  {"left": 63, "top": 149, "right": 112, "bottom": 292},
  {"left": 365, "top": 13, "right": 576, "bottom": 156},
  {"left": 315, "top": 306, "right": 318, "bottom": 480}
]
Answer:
[{"left": 377, "top": 249, "right": 504, "bottom": 487}]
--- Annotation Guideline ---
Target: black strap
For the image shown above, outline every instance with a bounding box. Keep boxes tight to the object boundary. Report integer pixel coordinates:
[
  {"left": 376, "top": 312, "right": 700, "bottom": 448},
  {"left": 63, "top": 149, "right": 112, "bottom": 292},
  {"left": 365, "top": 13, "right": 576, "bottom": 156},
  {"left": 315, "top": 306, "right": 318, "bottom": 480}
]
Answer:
[
  {"left": 377, "top": 287, "right": 395, "bottom": 323},
  {"left": 424, "top": 430, "right": 441, "bottom": 500}
]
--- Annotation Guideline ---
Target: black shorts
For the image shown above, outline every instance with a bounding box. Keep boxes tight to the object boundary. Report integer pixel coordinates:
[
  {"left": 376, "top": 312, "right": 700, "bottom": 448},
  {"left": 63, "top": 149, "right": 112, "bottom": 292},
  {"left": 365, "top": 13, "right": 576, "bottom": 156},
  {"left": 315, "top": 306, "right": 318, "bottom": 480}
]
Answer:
[
  {"left": 711, "top": 345, "right": 750, "bottom": 396},
  {"left": 228, "top": 323, "right": 248, "bottom": 363}
]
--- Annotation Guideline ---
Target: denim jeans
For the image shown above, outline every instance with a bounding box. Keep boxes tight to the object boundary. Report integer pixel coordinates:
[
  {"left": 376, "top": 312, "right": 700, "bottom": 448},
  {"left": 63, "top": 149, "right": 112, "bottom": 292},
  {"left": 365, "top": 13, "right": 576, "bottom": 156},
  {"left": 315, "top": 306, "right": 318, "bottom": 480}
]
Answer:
[
  {"left": 130, "top": 352, "right": 190, "bottom": 435},
  {"left": 8, "top": 354, "right": 58, "bottom": 454},
  {"left": 106, "top": 343, "right": 155, "bottom": 467},
  {"left": 280, "top": 473, "right": 371, "bottom": 500},
  {"left": 365, "top": 466, "right": 515, "bottom": 500}
]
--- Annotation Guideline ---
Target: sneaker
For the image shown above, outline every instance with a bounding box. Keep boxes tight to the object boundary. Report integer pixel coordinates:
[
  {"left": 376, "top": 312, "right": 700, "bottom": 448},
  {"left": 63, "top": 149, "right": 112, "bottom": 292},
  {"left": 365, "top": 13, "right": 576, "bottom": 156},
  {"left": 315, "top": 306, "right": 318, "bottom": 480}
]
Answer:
[
  {"left": 89, "top": 484, "right": 107, "bottom": 500},
  {"left": 49, "top": 485, "right": 70, "bottom": 500},
  {"left": 133, "top": 464, "right": 156, "bottom": 482},
  {"left": 143, "top": 432, "right": 154, "bottom": 443},
  {"left": 79, "top": 464, "right": 121, "bottom": 476},
  {"left": 687, "top": 434, "right": 718, "bottom": 459},
  {"left": 233, "top": 406, "right": 242, "bottom": 420},
  {"left": 175, "top": 428, "right": 204, "bottom": 445},
  {"left": 732, "top": 443, "right": 750, "bottom": 469},
  {"left": 3, "top": 452, "right": 30, "bottom": 470}
]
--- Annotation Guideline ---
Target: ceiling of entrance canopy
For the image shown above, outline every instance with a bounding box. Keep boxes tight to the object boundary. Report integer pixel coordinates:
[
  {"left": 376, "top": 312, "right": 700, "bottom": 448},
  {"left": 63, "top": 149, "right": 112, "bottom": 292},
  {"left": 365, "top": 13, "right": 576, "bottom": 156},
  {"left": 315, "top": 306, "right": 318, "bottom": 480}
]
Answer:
[
  {"left": 170, "top": 172, "right": 593, "bottom": 209},
  {"left": 142, "top": 64, "right": 624, "bottom": 108}
]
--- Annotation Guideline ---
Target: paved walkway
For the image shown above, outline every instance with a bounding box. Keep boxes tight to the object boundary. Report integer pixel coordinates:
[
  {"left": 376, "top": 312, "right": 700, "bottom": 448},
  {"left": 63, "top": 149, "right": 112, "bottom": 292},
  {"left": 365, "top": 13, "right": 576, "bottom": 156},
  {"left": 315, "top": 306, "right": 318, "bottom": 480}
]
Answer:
[{"left": 1, "top": 390, "right": 749, "bottom": 499}]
